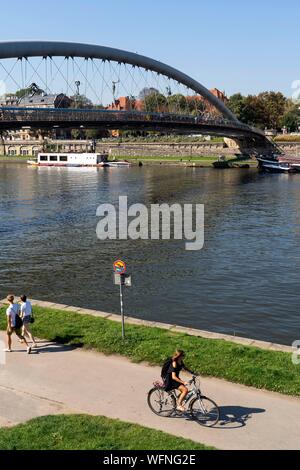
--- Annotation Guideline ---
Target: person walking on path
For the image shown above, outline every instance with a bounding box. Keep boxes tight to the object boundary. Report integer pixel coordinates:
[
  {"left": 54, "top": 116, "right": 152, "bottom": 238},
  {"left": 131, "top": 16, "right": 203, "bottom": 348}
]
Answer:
[
  {"left": 4, "top": 295, "right": 31, "bottom": 354},
  {"left": 19, "top": 295, "right": 37, "bottom": 349}
]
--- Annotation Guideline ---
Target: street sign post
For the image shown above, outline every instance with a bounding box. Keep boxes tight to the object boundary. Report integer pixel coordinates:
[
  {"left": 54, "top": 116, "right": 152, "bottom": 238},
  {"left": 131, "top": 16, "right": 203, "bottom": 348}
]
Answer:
[{"left": 113, "top": 261, "right": 131, "bottom": 340}]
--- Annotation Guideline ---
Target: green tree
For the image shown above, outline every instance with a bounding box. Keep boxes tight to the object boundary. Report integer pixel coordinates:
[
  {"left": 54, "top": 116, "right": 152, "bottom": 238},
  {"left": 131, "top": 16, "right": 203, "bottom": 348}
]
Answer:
[
  {"left": 144, "top": 92, "right": 167, "bottom": 112},
  {"left": 241, "top": 95, "right": 268, "bottom": 129},
  {"left": 281, "top": 105, "right": 300, "bottom": 132},
  {"left": 167, "top": 94, "right": 187, "bottom": 113},
  {"left": 228, "top": 93, "right": 246, "bottom": 120},
  {"left": 70, "top": 94, "right": 93, "bottom": 109},
  {"left": 139, "top": 87, "right": 159, "bottom": 100},
  {"left": 258, "top": 91, "right": 287, "bottom": 129},
  {"left": 186, "top": 97, "right": 207, "bottom": 115}
]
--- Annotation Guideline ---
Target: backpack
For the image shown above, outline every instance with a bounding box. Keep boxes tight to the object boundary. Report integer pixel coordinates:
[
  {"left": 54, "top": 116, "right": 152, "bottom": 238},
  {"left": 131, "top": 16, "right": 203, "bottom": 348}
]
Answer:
[
  {"left": 161, "top": 357, "right": 172, "bottom": 380},
  {"left": 15, "top": 313, "right": 23, "bottom": 329}
]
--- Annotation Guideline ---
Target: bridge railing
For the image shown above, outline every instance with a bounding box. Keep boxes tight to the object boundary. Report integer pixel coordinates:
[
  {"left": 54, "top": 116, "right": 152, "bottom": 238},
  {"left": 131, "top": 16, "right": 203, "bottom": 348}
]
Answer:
[{"left": 0, "top": 106, "right": 255, "bottom": 133}]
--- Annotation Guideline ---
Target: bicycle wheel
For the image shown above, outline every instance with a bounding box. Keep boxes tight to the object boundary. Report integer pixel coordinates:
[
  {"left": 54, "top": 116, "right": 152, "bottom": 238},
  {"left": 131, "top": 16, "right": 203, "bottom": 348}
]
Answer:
[
  {"left": 190, "top": 396, "right": 220, "bottom": 427},
  {"left": 147, "top": 387, "right": 176, "bottom": 417}
]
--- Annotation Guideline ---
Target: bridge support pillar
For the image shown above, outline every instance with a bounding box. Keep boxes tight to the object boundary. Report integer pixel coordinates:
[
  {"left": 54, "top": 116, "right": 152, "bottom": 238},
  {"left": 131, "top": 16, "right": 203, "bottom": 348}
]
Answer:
[{"left": 224, "top": 136, "right": 279, "bottom": 157}]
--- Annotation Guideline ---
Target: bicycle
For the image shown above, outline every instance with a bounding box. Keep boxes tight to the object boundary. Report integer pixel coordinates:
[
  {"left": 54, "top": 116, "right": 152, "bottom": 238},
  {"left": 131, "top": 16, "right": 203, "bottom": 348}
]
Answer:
[{"left": 147, "top": 375, "right": 220, "bottom": 427}]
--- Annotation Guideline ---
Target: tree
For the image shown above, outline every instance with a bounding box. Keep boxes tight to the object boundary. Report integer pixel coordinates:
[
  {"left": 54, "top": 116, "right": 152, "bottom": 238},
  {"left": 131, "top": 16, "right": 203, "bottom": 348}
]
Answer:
[
  {"left": 258, "top": 91, "right": 287, "bottom": 129},
  {"left": 228, "top": 93, "right": 246, "bottom": 121},
  {"left": 70, "top": 94, "right": 93, "bottom": 109},
  {"left": 241, "top": 95, "right": 267, "bottom": 129},
  {"left": 139, "top": 87, "right": 159, "bottom": 100},
  {"left": 186, "top": 96, "right": 207, "bottom": 115},
  {"left": 144, "top": 92, "right": 167, "bottom": 112},
  {"left": 167, "top": 94, "right": 187, "bottom": 113},
  {"left": 281, "top": 105, "right": 300, "bottom": 132},
  {"left": 228, "top": 91, "right": 288, "bottom": 130}
]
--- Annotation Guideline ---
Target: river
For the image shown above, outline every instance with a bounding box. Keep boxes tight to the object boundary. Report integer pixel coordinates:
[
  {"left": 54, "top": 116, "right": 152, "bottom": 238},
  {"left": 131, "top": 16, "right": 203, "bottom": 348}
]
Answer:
[{"left": 0, "top": 162, "right": 299, "bottom": 345}]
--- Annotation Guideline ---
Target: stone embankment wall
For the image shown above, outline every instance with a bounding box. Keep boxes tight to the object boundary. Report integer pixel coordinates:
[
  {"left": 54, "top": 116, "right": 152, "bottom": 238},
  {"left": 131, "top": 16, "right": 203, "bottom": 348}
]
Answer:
[
  {"left": 1, "top": 139, "right": 298, "bottom": 158},
  {"left": 96, "top": 142, "right": 231, "bottom": 157},
  {"left": 276, "top": 142, "right": 300, "bottom": 156}
]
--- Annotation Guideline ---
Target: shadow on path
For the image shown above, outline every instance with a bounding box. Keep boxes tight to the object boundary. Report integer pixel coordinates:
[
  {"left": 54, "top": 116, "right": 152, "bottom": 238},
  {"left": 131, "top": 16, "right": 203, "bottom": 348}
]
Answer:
[
  {"left": 216, "top": 405, "right": 266, "bottom": 429},
  {"left": 171, "top": 405, "right": 265, "bottom": 429}
]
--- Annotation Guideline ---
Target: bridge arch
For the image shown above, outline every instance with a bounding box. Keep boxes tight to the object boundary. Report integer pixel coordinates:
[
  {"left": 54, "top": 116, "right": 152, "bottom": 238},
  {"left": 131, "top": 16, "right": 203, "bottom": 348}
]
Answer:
[{"left": 0, "top": 40, "right": 238, "bottom": 122}]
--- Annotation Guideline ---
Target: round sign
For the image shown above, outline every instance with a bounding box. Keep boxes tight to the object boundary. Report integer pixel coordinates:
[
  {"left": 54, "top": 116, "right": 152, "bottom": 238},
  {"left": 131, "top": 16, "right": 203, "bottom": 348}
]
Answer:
[{"left": 114, "top": 260, "right": 127, "bottom": 274}]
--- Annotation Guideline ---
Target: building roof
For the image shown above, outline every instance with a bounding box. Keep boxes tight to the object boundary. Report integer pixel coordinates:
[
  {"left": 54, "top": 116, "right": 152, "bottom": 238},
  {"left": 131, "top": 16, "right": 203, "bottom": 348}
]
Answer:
[{"left": 19, "top": 93, "right": 59, "bottom": 106}]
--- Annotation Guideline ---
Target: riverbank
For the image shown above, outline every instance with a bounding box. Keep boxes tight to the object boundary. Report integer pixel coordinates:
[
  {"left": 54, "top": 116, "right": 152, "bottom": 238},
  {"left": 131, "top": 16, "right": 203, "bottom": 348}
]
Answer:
[
  {"left": 0, "top": 154, "right": 256, "bottom": 168},
  {"left": 123, "top": 155, "right": 256, "bottom": 167},
  {"left": 0, "top": 155, "right": 28, "bottom": 163},
  {"left": 1, "top": 299, "right": 298, "bottom": 396}
]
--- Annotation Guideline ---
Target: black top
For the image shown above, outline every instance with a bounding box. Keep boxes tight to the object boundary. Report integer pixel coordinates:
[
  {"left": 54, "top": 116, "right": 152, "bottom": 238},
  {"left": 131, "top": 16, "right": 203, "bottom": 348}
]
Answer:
[{"left": 164, "top": 360, "right": 185, "bottom": 392}]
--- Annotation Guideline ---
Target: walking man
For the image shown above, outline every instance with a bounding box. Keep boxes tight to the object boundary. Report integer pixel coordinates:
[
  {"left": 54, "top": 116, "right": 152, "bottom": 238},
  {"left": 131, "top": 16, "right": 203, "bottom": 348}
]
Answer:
[
  {"left": 4, "top": 295, "right": 31, "bottom": 354},
  {"left": 20, "top": 295, "right": 37, "bottom": 349}
]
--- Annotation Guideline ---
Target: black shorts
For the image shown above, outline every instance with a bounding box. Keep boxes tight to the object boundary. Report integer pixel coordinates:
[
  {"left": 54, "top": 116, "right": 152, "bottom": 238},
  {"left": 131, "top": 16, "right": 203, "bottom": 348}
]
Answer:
[{"left": 165, "top": 380, "right": 181, "bottom": 392}]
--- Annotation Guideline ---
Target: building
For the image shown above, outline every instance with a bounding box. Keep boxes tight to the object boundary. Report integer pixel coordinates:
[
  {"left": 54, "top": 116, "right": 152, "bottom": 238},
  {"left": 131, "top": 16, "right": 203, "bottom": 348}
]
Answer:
[
  {"left": 18, "top": 92, "right": 72, "bottom": 109},
  {"left": 0, "top": 86, "right": 72, "bottom": 154},
  {"left": 186, "top": 88, "right": 228, "bottom": 115},
  {"left": 0, "top": 95, "right": 19, "bottom": 106}
]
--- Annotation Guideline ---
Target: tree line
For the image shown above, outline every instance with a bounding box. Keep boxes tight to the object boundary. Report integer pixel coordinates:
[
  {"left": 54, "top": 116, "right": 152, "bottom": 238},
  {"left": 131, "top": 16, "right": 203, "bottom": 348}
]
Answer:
[{"left": 228, "top": 92, "right": 300, "bottom": 132}]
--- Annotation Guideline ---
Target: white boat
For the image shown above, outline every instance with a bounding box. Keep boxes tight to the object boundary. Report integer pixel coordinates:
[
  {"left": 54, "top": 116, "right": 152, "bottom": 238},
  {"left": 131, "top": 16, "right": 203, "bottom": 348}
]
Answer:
[
  {"left": 108, "top": 161, "right": 131, "bottom": 168},
  {"left": 257, "top": 157, "right": 296, "bottom": 173},
  {"left": 27, "top": 152, "right": 131, "bottom": 168}
]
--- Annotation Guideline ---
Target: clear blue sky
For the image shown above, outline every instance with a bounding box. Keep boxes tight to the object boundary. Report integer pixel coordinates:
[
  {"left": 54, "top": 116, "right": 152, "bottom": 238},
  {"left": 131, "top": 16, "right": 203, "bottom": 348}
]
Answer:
[{"left": 0, "top": 0, "right": 298, "bottom": 97}]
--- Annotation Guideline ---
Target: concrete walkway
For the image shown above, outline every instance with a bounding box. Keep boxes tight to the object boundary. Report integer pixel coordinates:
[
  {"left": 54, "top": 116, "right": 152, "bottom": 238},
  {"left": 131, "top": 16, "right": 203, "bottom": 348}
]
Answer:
[{"left": 0, "top": 332, "right": 299, "bottom": 450}]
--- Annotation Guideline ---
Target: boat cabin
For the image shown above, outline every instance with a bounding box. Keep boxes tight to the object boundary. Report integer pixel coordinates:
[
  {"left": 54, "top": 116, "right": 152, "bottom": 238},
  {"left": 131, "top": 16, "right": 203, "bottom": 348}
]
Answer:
[{"left": 37, "top": 153, "right": 108, "bottom": 166}]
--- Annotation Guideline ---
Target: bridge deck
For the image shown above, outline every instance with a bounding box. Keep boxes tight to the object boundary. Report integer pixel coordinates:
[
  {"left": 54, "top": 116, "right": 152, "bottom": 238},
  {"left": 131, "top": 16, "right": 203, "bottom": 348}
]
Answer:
[{"left": 0, "top": 107, "right": 266, "bottom": 142}]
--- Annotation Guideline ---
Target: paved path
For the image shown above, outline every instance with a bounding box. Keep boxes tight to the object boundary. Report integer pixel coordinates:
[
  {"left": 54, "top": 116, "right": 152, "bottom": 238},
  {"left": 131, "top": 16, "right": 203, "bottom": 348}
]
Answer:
[{"left": 0, "top": 332, "right": 299, "bottom": 450}]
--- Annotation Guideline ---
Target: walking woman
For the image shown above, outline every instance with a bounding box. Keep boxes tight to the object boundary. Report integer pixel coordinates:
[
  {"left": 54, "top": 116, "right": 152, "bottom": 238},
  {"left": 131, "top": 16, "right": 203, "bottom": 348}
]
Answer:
[
  {"left": 19, "top": 295, "right": 37, "bottom": 349},
  {"left": 4, "top": 295, "right": 31, "bottom": 354},
  {"left": 164, "top": 350, "right": 195, "bottom": 412}
]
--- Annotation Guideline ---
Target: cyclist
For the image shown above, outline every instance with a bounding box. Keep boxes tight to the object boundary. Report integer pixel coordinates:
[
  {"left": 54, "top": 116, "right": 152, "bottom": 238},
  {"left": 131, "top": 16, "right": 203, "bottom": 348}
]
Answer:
[{"left": 164, "top": 350, "right": 195, "bottom": 412}]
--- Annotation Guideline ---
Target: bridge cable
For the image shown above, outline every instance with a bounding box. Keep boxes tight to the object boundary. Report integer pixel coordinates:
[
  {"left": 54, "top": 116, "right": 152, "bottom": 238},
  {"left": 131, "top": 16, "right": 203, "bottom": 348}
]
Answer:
[
  {"left": 0, "top": 59, "right": 22, "bottom": 91},
  {"left": 25, "top": 58, "right": 48, "bottom": 92}
]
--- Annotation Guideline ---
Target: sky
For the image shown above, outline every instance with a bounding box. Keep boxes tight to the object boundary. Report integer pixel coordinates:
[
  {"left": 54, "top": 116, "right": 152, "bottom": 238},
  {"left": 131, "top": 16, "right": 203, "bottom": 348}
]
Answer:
[{"left": 0, "top": 0, "right": 298, "bottom": 97}]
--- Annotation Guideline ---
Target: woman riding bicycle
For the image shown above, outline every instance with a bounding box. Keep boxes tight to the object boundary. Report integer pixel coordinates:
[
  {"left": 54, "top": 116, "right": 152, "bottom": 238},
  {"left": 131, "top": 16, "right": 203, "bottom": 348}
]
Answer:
[{"left": 164, "top": 350, "right": 195, "bottom": 412}]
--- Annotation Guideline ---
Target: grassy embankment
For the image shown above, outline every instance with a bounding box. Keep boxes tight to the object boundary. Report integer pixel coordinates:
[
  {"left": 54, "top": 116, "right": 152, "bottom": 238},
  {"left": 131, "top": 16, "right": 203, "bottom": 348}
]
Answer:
[
  {"left": 0, "top": 415, "right": 213, "bottom": 450},
  {"left": 0, "top": 155, "right": 29, "bottom": 162},
  {"left": 117, "top": 155, "right": 256, "bottom": 166},
  {"left": 274, "top": 135, "right": 300, "bottom": 143},
  {"left": 0, "top": 305, "right": 299, "bottom": 396}
]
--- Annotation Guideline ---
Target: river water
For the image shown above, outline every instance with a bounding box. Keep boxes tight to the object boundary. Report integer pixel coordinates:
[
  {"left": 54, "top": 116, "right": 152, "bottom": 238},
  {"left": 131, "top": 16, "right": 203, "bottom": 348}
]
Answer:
[{"left": 0, "top": 162, "right": 299, "bottom": 345}]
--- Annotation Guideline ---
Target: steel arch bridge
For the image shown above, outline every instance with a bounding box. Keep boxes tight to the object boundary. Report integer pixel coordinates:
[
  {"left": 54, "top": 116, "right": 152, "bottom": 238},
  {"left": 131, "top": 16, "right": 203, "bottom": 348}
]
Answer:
[{"left": 0, "top": 41, "right": 277, "bottom": 152}]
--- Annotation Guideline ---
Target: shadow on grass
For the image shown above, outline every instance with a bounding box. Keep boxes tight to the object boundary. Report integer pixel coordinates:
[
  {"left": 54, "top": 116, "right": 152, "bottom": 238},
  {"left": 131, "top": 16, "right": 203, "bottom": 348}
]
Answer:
[
  {"left": 35, "top": 335, "right": 85, "bottom": 353},
  {"left": 52, "top": 335, "right": 84, "bottom": 347}
]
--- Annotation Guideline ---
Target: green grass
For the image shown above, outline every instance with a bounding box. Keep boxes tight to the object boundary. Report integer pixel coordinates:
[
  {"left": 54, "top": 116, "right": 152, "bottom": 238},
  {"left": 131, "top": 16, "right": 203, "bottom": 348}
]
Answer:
[
  {"left": 0, "top": 155, "right": 29, "bottom": 161},
  {"left": 0, "top": 415, "right": 213, "bottom": 450},
  {"left": 119, "top": 155, "right": 256, "bottom": 166},
  {"left": 1, "top": 305, "right": 299, "bottom": 396}
]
